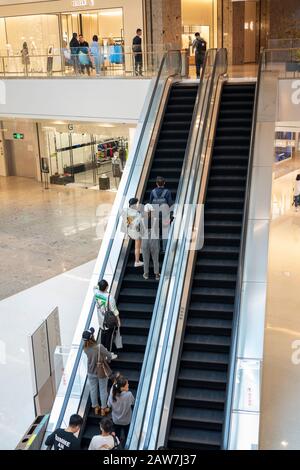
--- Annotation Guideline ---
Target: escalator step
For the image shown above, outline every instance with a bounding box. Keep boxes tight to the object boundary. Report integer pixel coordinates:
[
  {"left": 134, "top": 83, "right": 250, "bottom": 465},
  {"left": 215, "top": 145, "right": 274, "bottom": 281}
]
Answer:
[
  {"left": 168, "top": 427, "right": 221, "bottom": 449},
  {"left": 186, "top": 316, "right": 232, "bottom": 335},
  {"left": 175, "top": 386, "right": 226, "bottom": 406},
  {"left": 172, "top": 407, "right": 224, "bottom": 428}
]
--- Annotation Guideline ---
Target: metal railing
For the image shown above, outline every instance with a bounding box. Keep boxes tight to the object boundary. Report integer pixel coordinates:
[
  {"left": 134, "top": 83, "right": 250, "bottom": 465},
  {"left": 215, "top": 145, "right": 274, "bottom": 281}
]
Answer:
[
  {"left": 0, "top": 46, "right": 188, "bottom": 78},
  {"left": 41, "top": 49, "right": 183, "bottom": 448},
  {"left": 127, "top": 48, "right": 228, "bottom": 450}
]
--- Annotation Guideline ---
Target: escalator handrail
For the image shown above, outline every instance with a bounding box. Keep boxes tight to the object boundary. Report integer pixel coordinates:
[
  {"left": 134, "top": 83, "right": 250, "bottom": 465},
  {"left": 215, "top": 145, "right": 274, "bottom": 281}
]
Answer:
[
  {"left": 51, "top": 51, "right": 181, "bottom": 434},
  {"left": 126, "top": 50, "right": 218, "bottom": 448},
  {"left": 221, "top": 52, "right": 264, "bottom": 449},
  {"left": 142, "top": 48, "right": 228, "bottom": 450}
]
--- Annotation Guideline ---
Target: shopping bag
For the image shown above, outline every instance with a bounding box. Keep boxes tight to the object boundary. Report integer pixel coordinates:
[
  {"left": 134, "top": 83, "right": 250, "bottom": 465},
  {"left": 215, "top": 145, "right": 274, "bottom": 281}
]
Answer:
[{"left": 114, "top": 328, "right": 123, "bottom": 349}]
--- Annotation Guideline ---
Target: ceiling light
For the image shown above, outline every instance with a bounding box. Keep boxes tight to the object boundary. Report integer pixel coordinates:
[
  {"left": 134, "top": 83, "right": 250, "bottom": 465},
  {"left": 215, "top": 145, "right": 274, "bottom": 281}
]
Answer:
[
  {"left": 281, "top": 441, "right": 288, "bottom": 447},
  {"left": 98, "top": 124, "right": 116, "bottom": 128}
]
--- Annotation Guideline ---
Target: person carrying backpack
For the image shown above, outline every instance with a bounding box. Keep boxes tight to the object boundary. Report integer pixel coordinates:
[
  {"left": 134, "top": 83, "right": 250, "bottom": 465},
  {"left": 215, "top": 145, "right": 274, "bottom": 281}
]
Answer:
[
  {"left": 88, "top": 417, "right": 120, "bottom": 450},
  {"left": 150, "top": 176, "right": 173, "bottom": 252},
  {"left": 94, "top": 279, "right": 120, "bottom": 351},
  {"left": 192, "top": 32, "right": 207, "bottom": 79}
]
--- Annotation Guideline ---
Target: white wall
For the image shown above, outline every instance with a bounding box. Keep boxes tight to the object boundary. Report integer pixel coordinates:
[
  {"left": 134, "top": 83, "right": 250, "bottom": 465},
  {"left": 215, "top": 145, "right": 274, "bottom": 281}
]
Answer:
[
  {"left": 0, "top": 259, "right": 95, "bottom": 449},
  {"left": 0, "top": 78, "right": 151, "bottom": 122}
]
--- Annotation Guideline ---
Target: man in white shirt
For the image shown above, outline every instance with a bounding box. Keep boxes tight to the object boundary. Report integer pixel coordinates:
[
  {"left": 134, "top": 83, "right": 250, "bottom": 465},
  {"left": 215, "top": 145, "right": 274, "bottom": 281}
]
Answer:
[
  {"left": 94, "top": 279, "right": 120, "bottom": 351},
  {"left": 88, "top": 418, "right": 120, "bottom": 450}
]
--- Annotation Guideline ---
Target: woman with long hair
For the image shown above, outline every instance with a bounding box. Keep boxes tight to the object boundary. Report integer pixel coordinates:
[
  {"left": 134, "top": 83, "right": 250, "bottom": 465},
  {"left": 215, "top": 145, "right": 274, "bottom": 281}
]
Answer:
[
  {"left": 107, "top": 376, "right": 134, "bottom": 444},
  {"left": 82, "top": 327, "right": 117, "bottom": 416}
]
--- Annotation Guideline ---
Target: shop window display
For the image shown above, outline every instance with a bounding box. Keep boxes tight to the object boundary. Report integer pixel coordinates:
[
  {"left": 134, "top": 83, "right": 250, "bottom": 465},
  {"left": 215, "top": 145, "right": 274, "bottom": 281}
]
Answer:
[{"left": 45, "top": 129, "right": 128, "bottom": 189}]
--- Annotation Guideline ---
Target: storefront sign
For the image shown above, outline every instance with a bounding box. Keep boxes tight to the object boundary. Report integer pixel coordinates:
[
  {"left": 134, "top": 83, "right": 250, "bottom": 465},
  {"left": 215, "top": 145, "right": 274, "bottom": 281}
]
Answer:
[
  {"left": 275, "top": 139, "right": 296, "bottom": 147},
  {"left": 278, "top": 80, "right": 300, "bottom": 122},
  {"left": 72, "top": 0, "right": 95, "bottom": 7}
]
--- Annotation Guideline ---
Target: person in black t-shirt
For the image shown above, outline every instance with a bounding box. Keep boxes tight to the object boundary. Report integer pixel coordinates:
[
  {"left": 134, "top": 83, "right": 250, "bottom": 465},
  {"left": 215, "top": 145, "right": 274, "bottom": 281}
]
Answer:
[
  {"left": 45, "top": 414, "right": 83, "bottom": 450},
  {"left": 69, "top": 32, "right": 80, "bottom": 74},
  {"left": 132, "top": 28, "right": 143, "bottom": 76},
  {"left": 192, "top": 32, "right": 207, "bottom": 79}
]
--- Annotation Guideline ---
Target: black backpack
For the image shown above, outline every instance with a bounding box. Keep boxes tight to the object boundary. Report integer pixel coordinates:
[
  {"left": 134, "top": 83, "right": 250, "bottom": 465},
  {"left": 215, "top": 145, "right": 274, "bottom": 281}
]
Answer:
[
  {"left": 102, "top": 295, "right": 118, "bottom": 329},
  {"left": 112, "top": 434, "right": 122, "bottom": 450}
]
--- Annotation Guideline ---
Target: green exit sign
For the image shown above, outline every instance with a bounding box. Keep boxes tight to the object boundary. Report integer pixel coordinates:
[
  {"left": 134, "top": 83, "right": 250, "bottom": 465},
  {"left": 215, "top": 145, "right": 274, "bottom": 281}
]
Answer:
[{"left": 13, "top": 133, "right": 24, "bottom": 140}]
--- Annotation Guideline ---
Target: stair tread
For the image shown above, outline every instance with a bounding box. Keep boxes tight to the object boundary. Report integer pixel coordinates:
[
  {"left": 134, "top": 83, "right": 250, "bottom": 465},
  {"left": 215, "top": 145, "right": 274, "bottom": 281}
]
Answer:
[
  {"left": 181, "top": 350, "right": 229, "bottom": 364},
  {"left": 189, "top": 301, "right": 233, "bottom": 312},
  {"left": 172, "top": 406, "right": 224, "bottom": 423},
  {"left": 168, "top": 427, "right": 221, "bottom": 446},
  {"left": 184, "top": 333, "right": 231, "bottom": 346},
  {"left": 113, "top": 351, "right": 144, "bottom": 363},
  {"left": 176, "top": 386, "right": 226, "bottom": 402},
  {"left": 186, "top": 317, "right": 232, "bottom": 330}
]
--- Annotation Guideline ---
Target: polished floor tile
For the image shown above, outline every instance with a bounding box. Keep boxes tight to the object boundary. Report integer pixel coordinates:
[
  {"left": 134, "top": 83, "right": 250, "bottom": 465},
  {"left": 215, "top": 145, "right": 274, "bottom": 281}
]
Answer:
[
  {"left": 260, "top": 169, "right": 300, "bottom": 450},
  {"left": 0, "top": 176, "right": 115, "bottom": 300}
]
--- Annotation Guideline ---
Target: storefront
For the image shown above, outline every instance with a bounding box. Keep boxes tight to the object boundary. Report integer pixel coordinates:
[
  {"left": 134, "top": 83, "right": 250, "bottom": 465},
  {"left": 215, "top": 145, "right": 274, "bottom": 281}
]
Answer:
[
  {"left": 0, "top": 119, "right": 136, "bottom": 191},
  {"left": 0, "top": 0, "right": 143, "bottom": 71},
  {"left": 182, "top": 0, "right": 218, "bottom": 52}
]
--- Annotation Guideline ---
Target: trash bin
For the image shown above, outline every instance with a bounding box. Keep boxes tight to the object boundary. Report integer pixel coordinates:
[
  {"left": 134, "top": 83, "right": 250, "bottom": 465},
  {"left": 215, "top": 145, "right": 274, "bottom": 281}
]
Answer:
[{"left": 99, "top": 174, "right": 110, "bottom": 190}]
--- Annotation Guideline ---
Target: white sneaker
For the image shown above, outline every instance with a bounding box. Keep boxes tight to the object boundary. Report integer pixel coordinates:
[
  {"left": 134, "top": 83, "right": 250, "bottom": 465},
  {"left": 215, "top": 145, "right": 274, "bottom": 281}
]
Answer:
[
  {"left": 143, "top": 273, "right": 149, "bottom": 280},
  {"left": 134, "top": 261, "right": 144, "bottom": 267},
  {"left": 111, "top": 353, "right": 118, "bottom": 360}
]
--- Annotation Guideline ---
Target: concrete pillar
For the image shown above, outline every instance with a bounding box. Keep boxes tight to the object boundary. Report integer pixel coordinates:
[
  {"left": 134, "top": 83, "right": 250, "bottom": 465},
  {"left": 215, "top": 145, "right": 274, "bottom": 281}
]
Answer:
[{"left": 143, "top": 0, "right": 182, "bottom": 51}]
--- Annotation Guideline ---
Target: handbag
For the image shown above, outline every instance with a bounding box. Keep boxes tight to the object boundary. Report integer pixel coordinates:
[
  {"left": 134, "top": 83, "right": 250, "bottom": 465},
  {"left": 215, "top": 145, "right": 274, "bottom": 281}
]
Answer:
[
  {"left": 103, "top": 294, "right": 118, "bottom": 330},
  {"left": 96, "top": 347, "right": 113, "bottom": 379},
  {"left": 112, "top": 434, "right": 122, "bottom": 450},
  {"left": 114, "top": 328, "right": 123, "bottom": 350}
]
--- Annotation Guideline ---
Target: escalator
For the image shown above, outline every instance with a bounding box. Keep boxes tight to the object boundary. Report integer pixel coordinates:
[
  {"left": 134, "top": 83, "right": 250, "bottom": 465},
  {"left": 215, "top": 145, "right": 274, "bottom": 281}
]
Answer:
[
  {"left": 80, "top": 82, "right": 198, "bottom": 448},
  {"left": 166, "top": 83, "right": 256, "bottom": 449}
]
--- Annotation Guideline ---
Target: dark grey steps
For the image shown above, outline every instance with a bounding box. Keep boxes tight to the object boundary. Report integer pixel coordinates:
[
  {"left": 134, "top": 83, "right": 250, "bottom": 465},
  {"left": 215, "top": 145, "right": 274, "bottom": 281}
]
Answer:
[
  {"left": 175, "top": 386, "right": 226, "bottom": 407},
  {"left": 183, "top": 333, "right": 231, "bottom": 353},
  {"left": 193, "top": 272, "right": 237, "bottom": 289},
  {"left": 181, "top": 350, "right": 229, "bottom": 370},
  {"left": 178, "top": 368, "right": 228, "bottom": 388},
  {"left": 186, "top": 316, "right": 232, "bottom": 336},
  {"left": 172, "top": 407, "right": 224, "bottom": 430},
  {"left": 189, "top": 301, "right": 233, "bottom": 319},
  {"left": 168, "top": 427, "right": 221, "bottom": 449}
]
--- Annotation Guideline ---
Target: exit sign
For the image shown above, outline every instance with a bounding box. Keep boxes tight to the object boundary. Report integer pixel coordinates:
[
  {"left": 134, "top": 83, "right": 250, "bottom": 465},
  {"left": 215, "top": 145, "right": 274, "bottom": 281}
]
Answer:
[{"left": 13, "top": 133, "right": 24, "bottom": 140}]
